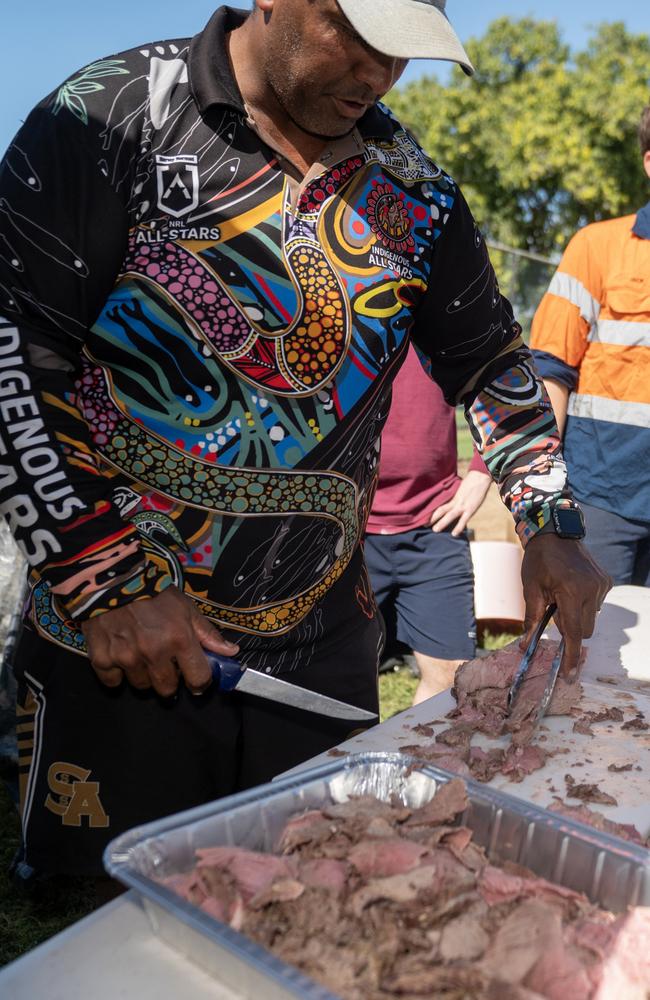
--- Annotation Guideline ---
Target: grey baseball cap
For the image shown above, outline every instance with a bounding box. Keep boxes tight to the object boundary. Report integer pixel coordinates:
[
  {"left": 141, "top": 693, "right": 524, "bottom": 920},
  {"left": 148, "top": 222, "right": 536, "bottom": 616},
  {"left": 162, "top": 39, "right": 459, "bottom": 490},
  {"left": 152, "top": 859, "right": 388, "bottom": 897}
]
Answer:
[{"left": 336, "top": 0, "right": 474, "bottom": 75}]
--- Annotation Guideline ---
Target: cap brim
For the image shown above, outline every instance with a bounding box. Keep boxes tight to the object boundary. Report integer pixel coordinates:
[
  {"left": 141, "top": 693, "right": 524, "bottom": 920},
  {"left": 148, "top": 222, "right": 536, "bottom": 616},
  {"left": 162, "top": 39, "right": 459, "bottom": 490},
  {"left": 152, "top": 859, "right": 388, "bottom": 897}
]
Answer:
[{"left": 337, "top": 0, "right": 474, "bottom": 75}]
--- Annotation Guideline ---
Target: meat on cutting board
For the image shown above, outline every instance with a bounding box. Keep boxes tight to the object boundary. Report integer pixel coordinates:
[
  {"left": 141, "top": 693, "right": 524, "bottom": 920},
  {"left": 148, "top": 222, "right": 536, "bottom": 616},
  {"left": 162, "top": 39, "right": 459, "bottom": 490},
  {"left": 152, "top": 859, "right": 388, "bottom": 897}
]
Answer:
[
  {"left": 160, "top": 778, "right": 650, "bottom": 1000},
  {"left": 400, "top": 639, "right": 576, "bottom": 786},
  {"left": 453, "top": 639, "right": 584, "bottom": 746},
  {"left": 548, "top": 799, "right": 646, "bottom": 847}
]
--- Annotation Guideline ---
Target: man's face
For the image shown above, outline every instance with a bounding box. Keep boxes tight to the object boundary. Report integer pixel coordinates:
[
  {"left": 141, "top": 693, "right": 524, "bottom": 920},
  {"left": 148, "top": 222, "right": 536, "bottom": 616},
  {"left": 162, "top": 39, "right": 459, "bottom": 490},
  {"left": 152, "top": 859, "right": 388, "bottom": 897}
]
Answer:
[{"left": 259, "top": 0, "right": 408, "bottom": 139}]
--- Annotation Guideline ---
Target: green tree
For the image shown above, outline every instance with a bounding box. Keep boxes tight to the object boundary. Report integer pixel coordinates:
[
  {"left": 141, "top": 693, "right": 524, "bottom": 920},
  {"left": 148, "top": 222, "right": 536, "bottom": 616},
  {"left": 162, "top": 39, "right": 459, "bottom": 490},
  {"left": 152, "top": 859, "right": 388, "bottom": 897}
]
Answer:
[{"left": 387, "top": 18, "right": 650, "bottom": 258}]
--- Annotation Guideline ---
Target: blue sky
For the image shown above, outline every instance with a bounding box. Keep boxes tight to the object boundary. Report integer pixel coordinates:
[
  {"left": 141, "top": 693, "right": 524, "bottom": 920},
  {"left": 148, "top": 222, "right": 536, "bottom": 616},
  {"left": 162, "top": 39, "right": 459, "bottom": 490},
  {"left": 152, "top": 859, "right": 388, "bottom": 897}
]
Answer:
[{"left": 1, "top": 1, "right": 647, "bottom": 151}]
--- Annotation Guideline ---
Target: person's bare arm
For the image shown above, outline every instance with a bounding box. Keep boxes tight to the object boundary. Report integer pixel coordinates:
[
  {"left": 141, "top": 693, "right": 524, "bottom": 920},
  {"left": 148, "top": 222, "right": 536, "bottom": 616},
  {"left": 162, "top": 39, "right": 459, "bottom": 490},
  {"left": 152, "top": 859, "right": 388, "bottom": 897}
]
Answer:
[{"left": 543, "top": 379, "right": 570, "bottom": 438}]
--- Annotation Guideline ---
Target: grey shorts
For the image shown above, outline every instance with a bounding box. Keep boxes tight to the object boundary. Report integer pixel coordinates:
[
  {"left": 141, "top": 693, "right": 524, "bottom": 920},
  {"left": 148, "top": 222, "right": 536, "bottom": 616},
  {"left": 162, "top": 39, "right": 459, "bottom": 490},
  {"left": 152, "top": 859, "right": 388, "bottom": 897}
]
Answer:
[{"left": 364, "top": 525, "right": 476, "bottom": 661}]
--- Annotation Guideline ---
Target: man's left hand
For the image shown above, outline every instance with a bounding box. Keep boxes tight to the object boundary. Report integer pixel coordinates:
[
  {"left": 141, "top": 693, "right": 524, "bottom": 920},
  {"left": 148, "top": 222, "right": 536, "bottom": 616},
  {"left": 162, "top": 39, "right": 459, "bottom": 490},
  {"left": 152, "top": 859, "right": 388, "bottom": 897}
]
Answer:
[
  {"left": 521, "top": 534, "right": 612, "bottom": 680},
  {"left": 430, "top": 470, "right": 491, "bottom": 536}
]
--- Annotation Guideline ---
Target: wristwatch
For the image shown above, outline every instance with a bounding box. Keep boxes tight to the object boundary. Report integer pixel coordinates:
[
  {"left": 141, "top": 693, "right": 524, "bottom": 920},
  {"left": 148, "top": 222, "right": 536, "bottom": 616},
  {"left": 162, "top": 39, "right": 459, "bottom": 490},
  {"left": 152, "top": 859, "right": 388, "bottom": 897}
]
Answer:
[{"left": 547, "top": 503, "right": 586, "bottom": 540}]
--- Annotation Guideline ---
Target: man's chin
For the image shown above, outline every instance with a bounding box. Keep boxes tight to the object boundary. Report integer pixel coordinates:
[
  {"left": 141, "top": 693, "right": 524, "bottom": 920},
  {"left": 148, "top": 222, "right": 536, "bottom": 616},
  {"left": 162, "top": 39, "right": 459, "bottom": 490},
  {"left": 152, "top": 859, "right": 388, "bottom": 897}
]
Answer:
[{"left": 287, "top": 108, "right": 357, "bottom": 141}]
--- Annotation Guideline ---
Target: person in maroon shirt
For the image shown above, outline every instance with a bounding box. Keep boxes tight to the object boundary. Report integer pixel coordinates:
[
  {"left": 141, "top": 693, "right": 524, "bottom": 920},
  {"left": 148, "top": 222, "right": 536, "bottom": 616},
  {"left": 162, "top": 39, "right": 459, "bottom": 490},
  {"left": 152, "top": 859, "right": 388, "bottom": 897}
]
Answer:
[{"left": 365, "top": 344, "right": 491, "bottom": 703}]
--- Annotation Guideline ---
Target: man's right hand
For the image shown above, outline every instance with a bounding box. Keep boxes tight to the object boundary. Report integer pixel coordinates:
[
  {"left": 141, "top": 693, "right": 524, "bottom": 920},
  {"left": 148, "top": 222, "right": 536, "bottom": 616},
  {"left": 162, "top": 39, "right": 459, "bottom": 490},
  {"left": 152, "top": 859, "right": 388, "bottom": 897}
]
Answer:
[{"left": 81, "top": 585, "right": 239, "bottom": 697}]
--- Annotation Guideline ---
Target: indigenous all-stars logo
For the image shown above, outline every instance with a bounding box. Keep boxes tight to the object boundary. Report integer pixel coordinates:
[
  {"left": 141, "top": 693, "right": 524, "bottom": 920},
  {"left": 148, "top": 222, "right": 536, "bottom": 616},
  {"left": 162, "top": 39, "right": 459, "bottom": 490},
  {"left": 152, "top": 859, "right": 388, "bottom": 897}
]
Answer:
[
  {"left": 156, "top": 154, "right": 199, "bottom": 218},
  {"left": 365, "top": 182, "right": 415, "bottom": 254}
]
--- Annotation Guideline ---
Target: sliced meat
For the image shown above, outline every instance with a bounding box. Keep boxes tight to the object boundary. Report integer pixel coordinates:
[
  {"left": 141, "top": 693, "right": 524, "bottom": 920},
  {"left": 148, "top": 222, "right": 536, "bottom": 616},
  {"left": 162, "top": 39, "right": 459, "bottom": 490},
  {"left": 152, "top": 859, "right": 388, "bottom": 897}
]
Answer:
[
  {"left": 436, "top": 725, "right": 474, "bottom": 751},
  {"left": 404, "top": 777, "right": 468, "bottom": 827},
  {"left": 525, "top": 941, "right": 596, "bottom": 1000},
  {"left": 162, "top": 781, "right": 648, "bottom": 1000},
  {"left": 548, "top": 799, "right": 646, "bottom": 846},
  {"left": 564, "top": 775, "right": 618, "bottom": 807},
  {"left": 439, "top": 906, "right": 490, "bottom": 961},
  {"left": 350, "top": 863, "right": 443, "bottom": 915},
  {"left": 195, "top": 845, "right": 297, "bottom": 903},
  {"left": 298, "top": 858, "right": 349, "bottom": 895},
  {"left": 249, "top": 878, "right": 305, "bottom": 910},
  {"left": 468, "top": 747, "right": 506, "bottom": 782},
  {"left": 400, "top": 743, "right": 472, "bottom": 776},
  {"left": 621, "top": 714, "right": 650, "bottom": 732},
  {"left": 501, "top": 744, "right": 547, "bottom": 783},
  {"left": 453, "top": 640, "right": 584, "bottom": 745},
  {"left": 478, "top": 864, "right": 586, "bottom": 911},
  {"left": 593, "top": 907, "right": 650, "bottom": 999},
  {"left": 587, "top": 707, "right": 624, "bottom": 723},
  {"left": 382, "top": 964, "right": 489, "bottom": 997},
  {"left": 323, "top": 796, "right": 411, "bottom": 824},
  {"left": 347, "top": 838, "right": 429, "bottom": 877},
  {"left": 481, "top": 899, "right": 566, "bottom": 985},
  {"left": 351, "top": 850, "right": 476, "bottom": 917},
  {"left": 276, "top": 810, "right": 334, "bottom": 852},
  {"left": 411, "top": 722, "right": 435, "bottom": 737}
]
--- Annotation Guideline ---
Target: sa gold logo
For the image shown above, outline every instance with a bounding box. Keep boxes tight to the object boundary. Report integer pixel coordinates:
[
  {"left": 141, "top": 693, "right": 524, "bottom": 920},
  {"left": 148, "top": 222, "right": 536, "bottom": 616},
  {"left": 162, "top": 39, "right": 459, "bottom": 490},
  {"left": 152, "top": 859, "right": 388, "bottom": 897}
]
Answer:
[{"left": 45, "top": 762, "right": 110, "bottom": 829}]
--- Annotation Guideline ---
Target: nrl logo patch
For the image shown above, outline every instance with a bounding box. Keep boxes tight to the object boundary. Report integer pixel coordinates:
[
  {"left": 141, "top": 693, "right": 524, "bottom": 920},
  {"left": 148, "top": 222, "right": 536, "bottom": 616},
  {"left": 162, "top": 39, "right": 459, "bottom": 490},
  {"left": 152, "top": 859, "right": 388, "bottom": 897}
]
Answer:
[{"left": 156, "top": 153, "right": 199, "bottom": 218}]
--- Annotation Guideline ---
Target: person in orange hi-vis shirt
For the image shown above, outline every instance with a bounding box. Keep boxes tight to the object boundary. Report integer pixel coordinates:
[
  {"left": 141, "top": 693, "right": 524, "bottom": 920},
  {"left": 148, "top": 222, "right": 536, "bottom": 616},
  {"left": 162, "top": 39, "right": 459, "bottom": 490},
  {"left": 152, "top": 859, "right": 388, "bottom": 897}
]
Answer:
[{"left": 530, "top": 105, "right": 650, "bottom": 586}]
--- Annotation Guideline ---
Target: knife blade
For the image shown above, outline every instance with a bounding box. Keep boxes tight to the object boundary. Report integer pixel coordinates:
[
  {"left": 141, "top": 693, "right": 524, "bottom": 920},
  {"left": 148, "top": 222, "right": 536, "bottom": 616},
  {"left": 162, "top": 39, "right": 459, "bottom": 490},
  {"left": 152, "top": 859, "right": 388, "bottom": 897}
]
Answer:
[
  {"left": 507, "top": 602, "right": 564, "bottom": 728},
  {"left": 204, "top": 650, "right": 378, "bottom": 721}
]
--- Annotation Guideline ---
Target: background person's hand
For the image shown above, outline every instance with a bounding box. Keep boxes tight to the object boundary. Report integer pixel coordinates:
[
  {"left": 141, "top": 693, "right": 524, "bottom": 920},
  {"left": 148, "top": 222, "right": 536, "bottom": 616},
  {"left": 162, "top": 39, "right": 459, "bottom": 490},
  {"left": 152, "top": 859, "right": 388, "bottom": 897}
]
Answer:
[
  {"left": 520, "top": 534, "right": 611, "bottom": 679},
  {"left": 429, "top": 470, "right": 492, "bottom": 536},
  {"left": 81, "top": 585, "right": 239, "bottom": 697}
]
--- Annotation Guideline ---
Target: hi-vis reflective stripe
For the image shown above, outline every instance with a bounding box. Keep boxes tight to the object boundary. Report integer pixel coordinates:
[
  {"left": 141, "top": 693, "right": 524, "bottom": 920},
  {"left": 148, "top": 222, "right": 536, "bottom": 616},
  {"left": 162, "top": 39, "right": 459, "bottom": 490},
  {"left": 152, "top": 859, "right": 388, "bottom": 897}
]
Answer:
[
  {"left": 589, "top": 318, "right": 650, "bottom": 348},
  {"left": 548, "top": 271, "right": 600, "bottom": 326},
  {"left": 568, "top": 393, "right": 650, "bottom": 429}
]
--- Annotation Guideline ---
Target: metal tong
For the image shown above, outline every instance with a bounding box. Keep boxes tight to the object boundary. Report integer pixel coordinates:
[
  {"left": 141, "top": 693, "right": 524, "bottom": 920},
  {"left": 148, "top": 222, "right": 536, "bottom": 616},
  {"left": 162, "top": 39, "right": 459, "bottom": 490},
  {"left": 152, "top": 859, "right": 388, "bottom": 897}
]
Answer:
[{"left": 507, "top": 603, "right": 564, "bottom": 726}]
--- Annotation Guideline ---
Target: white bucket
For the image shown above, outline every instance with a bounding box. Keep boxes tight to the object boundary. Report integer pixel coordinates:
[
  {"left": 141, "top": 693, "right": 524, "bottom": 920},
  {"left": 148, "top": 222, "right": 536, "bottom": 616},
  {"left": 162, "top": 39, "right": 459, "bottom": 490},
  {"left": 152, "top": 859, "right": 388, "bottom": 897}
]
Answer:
[{"left": 470, "top": 540, "right": 525, "bottom": 623}]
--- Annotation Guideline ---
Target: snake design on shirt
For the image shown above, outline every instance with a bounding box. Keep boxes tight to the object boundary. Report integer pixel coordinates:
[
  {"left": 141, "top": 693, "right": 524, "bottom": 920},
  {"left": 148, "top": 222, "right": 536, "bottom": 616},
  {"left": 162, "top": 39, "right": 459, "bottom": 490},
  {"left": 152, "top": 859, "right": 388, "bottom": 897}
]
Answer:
[
  {"left": 126, "top": 182, "right": 352, "bottom": 395},
  {"left": 34, "top": 174, "right": 375, "bottom": 648}
]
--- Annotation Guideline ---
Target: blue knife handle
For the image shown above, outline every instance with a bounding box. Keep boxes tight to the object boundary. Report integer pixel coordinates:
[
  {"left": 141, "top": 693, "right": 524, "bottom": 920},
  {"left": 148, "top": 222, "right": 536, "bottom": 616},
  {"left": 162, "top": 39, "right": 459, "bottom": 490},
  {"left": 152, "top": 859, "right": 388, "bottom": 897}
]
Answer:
[{"left": 203, "top": 650, "right": 245, "bottom": 692}]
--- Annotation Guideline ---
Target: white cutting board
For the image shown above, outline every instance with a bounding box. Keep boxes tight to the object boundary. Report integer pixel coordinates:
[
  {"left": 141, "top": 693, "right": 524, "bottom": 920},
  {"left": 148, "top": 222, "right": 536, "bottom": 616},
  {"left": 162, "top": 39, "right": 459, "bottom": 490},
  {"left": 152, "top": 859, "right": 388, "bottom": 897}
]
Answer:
[
  {"left": 288, "top": 680, "right": 650, "bottom": 838},
  {"left": 287, "top": 586, "right": 650, "bottom": 837}
]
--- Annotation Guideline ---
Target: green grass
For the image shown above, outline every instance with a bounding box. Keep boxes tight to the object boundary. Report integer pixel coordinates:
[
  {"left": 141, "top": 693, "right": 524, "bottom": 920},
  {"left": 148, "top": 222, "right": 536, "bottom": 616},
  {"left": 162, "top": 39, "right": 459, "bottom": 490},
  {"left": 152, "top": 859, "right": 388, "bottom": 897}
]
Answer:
[
  {"left": 456, "top": 419, "right": 474, "bottom": 462},
  {"left": 0, "top": 781, "right": 95, "bottom": 967},
  {"left": 0, "top": 632, "right": 518, "bottom": 967},
  {"left": 378, "top": 668, "right": 419, "bottom": 722},
  {"left": 481, "top": 630, "right": 521, "bottom": 650}
]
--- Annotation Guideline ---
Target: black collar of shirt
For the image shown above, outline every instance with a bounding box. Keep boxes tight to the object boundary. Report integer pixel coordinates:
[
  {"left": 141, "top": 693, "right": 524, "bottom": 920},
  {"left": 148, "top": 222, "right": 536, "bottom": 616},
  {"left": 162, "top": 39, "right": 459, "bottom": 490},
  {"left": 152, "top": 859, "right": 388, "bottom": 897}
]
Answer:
[{"left": 188, "top": 5, "right": 393, "bottom": 142}]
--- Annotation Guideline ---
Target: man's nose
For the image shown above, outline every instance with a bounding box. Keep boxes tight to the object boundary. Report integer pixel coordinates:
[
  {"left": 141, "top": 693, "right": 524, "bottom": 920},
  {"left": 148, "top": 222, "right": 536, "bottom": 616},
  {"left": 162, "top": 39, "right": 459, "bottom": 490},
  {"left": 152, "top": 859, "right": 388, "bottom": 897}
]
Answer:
[{"left": 354, "top": 51, "right": 408, "bottom": 98}]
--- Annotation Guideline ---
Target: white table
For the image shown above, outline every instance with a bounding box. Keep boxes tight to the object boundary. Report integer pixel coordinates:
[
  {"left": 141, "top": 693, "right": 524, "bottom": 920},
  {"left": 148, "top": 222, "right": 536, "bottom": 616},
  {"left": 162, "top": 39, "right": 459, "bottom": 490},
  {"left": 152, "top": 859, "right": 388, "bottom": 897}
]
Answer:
[
  {"left": 2, "top": 585, "right": 648, "bottom": 998},
  {"left": 0, "top": 893, "right": 240, "bottom": 1000},
  {"left": 287, "top": 586, "right": 650, "bottom": 832}
]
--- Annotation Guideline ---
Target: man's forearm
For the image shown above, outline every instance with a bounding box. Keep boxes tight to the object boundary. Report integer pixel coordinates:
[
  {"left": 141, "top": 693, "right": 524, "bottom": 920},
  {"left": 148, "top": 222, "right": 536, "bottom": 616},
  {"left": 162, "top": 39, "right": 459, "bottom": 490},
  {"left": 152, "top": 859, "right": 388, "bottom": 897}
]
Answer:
[{"left": 464, "top": 349, "right": 575, "bottom": 545}]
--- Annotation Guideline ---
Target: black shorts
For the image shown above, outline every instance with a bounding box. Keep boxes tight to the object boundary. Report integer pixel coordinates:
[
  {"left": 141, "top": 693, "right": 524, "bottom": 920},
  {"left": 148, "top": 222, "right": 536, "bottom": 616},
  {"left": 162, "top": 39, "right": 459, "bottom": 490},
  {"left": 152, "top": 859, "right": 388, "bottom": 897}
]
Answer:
[
  {"left": 14, "top": 616, "right": 380, "bottom": 877},
  {"left": 365, "top": 526, "right": 476, "bottom": 661}
]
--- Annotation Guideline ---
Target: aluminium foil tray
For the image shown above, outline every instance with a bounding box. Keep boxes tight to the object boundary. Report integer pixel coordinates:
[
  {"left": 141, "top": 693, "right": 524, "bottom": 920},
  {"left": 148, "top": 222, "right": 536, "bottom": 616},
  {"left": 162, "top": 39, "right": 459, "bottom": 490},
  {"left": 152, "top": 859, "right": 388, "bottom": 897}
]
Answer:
[{"left": 104, "top": 752, "right": 650, "bottom": 1000}]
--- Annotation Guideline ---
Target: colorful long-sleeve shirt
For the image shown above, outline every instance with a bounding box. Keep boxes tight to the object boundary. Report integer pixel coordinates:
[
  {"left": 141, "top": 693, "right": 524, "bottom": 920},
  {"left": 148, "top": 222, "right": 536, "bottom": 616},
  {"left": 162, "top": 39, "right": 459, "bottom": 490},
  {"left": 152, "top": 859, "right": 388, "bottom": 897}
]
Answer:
[
  {"left": 530, "top": 206, "right": 650, "bottom": 523},
  {"left": 0, "top": 7, "right": 574, "bottom": 672}
]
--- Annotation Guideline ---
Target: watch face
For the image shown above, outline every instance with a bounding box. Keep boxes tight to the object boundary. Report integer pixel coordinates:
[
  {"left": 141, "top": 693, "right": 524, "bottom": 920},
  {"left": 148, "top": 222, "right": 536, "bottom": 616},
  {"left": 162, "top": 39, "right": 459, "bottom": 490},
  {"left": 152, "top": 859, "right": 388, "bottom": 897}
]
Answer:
[{"left": 553, "top": 507, "right": 585, "bottom": 538}]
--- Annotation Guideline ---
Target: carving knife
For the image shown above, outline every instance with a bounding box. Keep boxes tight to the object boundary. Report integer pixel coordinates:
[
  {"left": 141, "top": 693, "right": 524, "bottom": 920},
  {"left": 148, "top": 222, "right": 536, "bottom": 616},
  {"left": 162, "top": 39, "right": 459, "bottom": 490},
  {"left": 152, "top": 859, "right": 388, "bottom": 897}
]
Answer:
[{"left": 204, "top": 650, "right": 377, "bottom": 721}]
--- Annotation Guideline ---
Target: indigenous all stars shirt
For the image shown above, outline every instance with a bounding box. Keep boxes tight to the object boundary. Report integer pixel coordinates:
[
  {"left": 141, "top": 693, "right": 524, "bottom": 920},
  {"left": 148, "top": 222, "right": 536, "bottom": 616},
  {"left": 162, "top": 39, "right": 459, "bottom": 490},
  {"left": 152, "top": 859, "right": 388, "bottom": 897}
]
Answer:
[{"left": 0, "top": 7, "right": 574, "bottom": 672}]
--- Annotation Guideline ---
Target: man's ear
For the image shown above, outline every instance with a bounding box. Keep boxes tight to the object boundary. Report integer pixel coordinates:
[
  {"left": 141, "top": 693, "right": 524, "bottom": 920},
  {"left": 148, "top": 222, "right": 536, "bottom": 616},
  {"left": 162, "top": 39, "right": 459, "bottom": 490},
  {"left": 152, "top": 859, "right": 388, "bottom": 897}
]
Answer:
[{"left": 644, "top": 150, "right": 650, "bottom": 181}]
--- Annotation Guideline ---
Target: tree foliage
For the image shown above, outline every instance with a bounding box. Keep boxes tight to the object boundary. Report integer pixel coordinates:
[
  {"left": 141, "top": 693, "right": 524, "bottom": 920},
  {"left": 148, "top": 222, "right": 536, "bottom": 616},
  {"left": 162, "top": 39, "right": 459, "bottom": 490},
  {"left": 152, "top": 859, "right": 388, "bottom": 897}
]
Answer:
[{"left": 386, "top": 19, "right": 650, "bottom": 256}]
